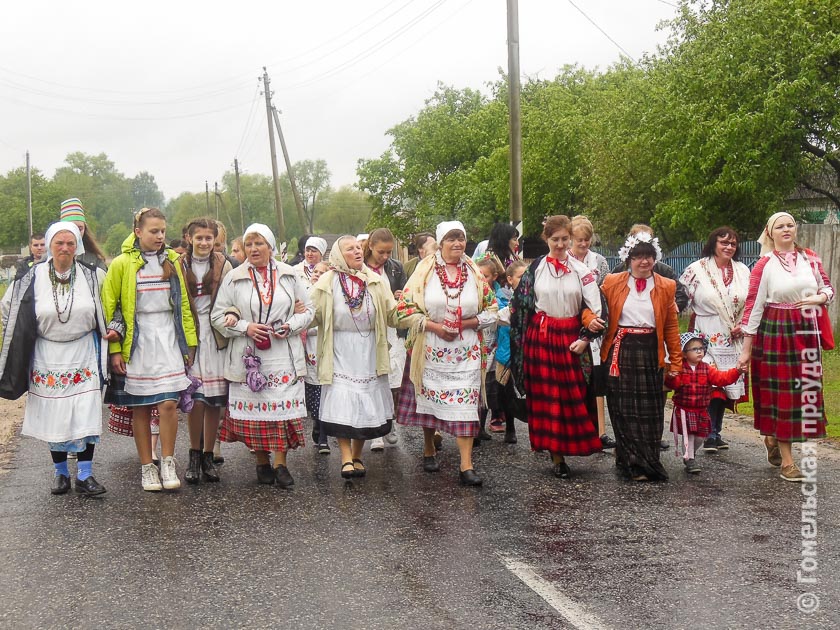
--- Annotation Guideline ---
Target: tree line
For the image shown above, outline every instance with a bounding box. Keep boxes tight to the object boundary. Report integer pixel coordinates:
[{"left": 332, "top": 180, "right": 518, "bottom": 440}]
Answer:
[
  {"left": 0, "top": 153, "right": 371, "bottom": 256},
  {"left": 356, "top": 0, "right": 839, "bottom": 247}
]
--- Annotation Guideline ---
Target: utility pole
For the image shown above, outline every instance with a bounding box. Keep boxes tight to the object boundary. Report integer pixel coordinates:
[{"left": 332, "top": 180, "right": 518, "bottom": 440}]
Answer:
[
  {"left": 25, "top": 151, "right": 32, "bottom": 237},
  {"left": 214, "top": 181, "right": 219, "bottom": 219},
  {"left": 234, "top": 158, "right": 245, "bottom": 235},
  {"left": 271, "top": 106, "right": 307, "bottom": 231},
  {"left": 506, "top": 0, "right": 523, "bottom": 224},
  {"left": 262, "top": 67, "right": 286, "bottom": 242},
  {"left": 205, "top": 181, "right": 210, "bottom": 214}
]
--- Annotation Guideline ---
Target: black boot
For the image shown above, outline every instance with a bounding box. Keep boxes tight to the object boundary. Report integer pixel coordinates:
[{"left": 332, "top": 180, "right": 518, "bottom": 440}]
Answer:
[
  {"left": 201, "top": 451, "right": 220, "bottom": 482},
  {"left": 185, "top": 449, "right": 202, "bottom": 484}
]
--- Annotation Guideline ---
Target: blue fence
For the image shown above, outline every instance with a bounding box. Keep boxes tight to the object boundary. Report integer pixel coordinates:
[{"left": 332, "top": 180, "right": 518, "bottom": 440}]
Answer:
[{"left": 594, "top": 241, "right": 762, "bottom": 276}]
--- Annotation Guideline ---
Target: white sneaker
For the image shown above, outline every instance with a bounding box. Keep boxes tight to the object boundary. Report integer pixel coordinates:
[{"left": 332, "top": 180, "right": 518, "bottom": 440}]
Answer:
[
  {"left": 370, "top": 437, "right": 385, "bottom": 451},
  {"left": 384, "top": 430, "right": 398, "bottom": 445},
  {"left": 141, "top": 463, "right": 162, "bottom": 492},
  {"left": 159, "top": 456, "right": 181, "bottom": 490}
]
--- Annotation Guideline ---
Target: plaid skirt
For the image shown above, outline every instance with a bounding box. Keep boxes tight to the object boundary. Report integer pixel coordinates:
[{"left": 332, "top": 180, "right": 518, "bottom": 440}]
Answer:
[
  {"left": 523, "top": 313, "right": 601, "bottom": 456},
  {"left": 396, "top": 361, "right": 479, "bottom": 437},
  {"left": 220, "top": 412, "right": 305, "bottom": 452},
  {"left": 751, "top": 305, "right": 827, "bottom": 441},
  {"left": 605, "top": 331, "right": 668, "bottom": 480},
  {"left": 107, "top": 405, "right": 161, "bottom": 437}
]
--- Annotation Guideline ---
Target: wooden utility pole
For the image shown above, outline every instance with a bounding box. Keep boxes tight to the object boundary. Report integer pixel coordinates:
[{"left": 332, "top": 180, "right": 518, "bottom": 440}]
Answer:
[
  {"left": 214, "top": 181, "right": 219, "bottom": 219},
  {"left": 262, "top": 67, "right": 286, "bottom": 242},
  {"left": 205, "top": 181, "right": 210, "bottom": 214},
  {"left": 25, "top": 151, "right": 32, "bottom": 237},
  {"left": 234, "top": 158, "right": 245, "bottom": 235},
  {"left": 506, "top": 0, "right": 523, "bottom": 224},
  {"left": 271, "top": 106, "right": 307, "bottom": 230}
]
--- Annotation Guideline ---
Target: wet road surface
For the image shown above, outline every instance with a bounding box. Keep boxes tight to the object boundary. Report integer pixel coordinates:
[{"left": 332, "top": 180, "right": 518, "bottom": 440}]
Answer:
[{"left": 0, "top": 411, "right": 837, "bottom": 629}]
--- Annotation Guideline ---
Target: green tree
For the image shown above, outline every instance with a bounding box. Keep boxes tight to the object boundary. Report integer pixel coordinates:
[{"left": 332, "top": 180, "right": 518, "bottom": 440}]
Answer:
[
  {"left": 131, "top": 171, "right": 165, "bottom": 210},
  {"left": 316, "top": 186, "right": 372, "bottom": 235},
  {"left": 292, "top": 159, "right": 331, "bottom": 233}
]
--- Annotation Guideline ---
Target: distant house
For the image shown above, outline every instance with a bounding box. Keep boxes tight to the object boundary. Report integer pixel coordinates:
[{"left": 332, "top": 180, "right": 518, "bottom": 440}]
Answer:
[{"left": 785, "top": 169, "right": 840, "bottom": 224}]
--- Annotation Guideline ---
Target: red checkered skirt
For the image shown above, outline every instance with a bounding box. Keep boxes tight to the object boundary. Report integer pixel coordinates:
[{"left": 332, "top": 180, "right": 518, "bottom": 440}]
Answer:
[
  {"left": 220, "top": 411, "right": 306, "bottom": 452},
  {"left": 396, "top": 360, "right": 479, "bottom": 437},
  {"left": 524, "top": 313, "right": 601, "bottom": 456},
  {"left": 751, "top": 305, "right": 827, "bottom": 441},
  {"left": 669, "top": 407, "right": 711, "bottom": 439},
  {"left": 107, "top": 405, "right": 161, "bottom": 437}
]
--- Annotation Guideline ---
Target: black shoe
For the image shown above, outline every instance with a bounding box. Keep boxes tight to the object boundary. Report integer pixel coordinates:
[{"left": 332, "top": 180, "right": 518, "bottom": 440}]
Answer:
[
  {"left": 352, "top": 458, "right": 366, "bottom": 478},
  {"left": 478, "top": 429, "right": 492, "bottom": 441},
  {"left": 459, "top": 469, "right": 483, "bottom": 486},
  {"left": 423, "top": 455, "right": 440, "bottom": 473},
  {"left": 553, "top": 462, "right": 571, "bottom": 479},
  {"left": 504, "top": 430, "right": 517, "bottom": 444},
  {"left": 185, "top": 449, "right": 202, "bottom": 484},
  {"left": 201, "top": 452, "right": 220, "bottom": 482},
  {"left": 274, "top": 464, "right": 294, "bottom": 488},
  {"left": 472, "top": 436, "right": 481, "bottom": 448},
  {"left": 433, "top": 431, "right": 443, "bottom": 451},
  {"left": 660, "top": 440, "right": 670, "bottom": 451},
  {"left": 684, "top": 458, "right": 702, "bottom": 474},
  {"left": 600, "top": 434, "right": 617, "bottom": 450},
  {"left": 256, "top": 464, "right": 275, "bottom": 484},
  {"left": 318, "top": 442, "right": 331, "bottom": 455},
  {"left": 75, "top": 475, "right": 107, "bottom": 496},
  {"left": 715, "top": 436, "right": 729, "bottom": 450},
  {"left": 702, "top": 438, "right": 718, "bottom": 452},
  {"left": 51, "top": 474, "right": 71, "bottom": 495},
  {"left": 341, "top": 461, "right": 355, "bottom": 479}
]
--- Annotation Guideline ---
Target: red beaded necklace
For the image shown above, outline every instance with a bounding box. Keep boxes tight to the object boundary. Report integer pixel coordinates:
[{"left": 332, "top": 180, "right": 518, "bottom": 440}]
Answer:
[{"left": 435, "top": 260, "right": 468, "bottom": 299}]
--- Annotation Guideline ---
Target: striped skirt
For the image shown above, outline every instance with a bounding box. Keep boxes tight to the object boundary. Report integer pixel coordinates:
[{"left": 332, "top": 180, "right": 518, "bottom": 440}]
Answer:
[
  {"left": 605, "top": 331, "right": 668, "bottom": 480},
  {"left": 751, "top": 305, "right": 826, "bottom": 441},
  {"left": 523, "top": 313, "right": 601, "bottom": 456}
]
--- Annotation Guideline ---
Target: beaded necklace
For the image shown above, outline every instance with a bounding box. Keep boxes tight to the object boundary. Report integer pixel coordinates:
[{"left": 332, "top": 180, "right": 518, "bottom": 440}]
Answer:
[
  {"left": 250, "top": 265, "right": 274, "bottom": 324},
  {"left": 773, "top": 250, "right": 798, "bottom": 273},
  {"left": 50, "top": 262, "right": 76, "bottom": 324},
  {"left": 434, "top": 259, "right": 468, "bottom": 299},
  {"left": 338, "top": 272, "right": 367, "bottom": 310}
]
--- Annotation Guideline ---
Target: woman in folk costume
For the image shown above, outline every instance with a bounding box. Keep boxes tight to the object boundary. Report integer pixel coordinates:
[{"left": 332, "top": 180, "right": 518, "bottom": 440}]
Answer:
[
  {"left": 179, "top": 217, "right": 233, "bottom": 484},
  {"left": 600, "top": 231, "right": 682, "bottom": 482},
  {"left": 395, "top": 221, "right": 498, "bottom": 487},
  {"left": 211, "top": 223, "right": 314, "bottom": 488},
  {"left": 568, "top": 214, "right": 614, "bottom": 450},
  {"left": 665, "top": 332, "right": 742, "bottom": 474},
  {"left": 737, "top": 212, "right": 834, "bottom": 482},
  {"left": 293, "top": 236, "right": 326, "bottom": 284},
  {"left": 0, "top": 223, "right": 111, "bottom": 495},
  {"left": 363, "top": 227, "right": 408, "bottom": 451},
  {"left": 102, "top": 208, "right": 197, "bottom": 492},
  {"left": 311, "top": 236, "right": 399, "bottom": 479},
  {"left": 680, "top": 227, "right": 751, "bottom": 453},
  {"left": 303, "top": 260, "right": 330, "bottom": 453},
  {"left": 508, "top": 215, "right": 605, "bottom": 479}
]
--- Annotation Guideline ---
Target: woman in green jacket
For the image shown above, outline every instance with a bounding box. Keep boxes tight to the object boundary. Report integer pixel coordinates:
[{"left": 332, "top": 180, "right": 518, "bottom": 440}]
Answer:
[{"left": 102, "top": 208, "right": 197, "bottom": 492}]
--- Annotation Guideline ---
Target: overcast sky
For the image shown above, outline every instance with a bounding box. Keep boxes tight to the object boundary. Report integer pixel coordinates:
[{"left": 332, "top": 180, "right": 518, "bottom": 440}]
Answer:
[{"left": 0, "top": 0, "right": 677, "bottom": 201}]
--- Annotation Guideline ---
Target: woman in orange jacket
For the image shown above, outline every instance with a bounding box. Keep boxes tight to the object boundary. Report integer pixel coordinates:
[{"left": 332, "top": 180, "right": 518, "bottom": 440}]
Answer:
[{"left": 600, "top": 232, "right": 681, "bottom": 481}]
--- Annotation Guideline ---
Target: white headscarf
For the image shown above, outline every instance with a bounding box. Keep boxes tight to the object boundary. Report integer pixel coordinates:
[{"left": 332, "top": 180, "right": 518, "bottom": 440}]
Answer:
[
  {"left": 45, "top": 221, "right": 85, "bottom": 262},
  {"left": 436, "top": 220, "right": 466, "bottom": 244},
  {"left": 305, "top": 236, "right": 327, "bottom": 256},
  {"left": 243, "top": 223, "right": 277, "bottom": 255},
  {"left": 758, "top": 212, "right": 796, "bottom": 255}
]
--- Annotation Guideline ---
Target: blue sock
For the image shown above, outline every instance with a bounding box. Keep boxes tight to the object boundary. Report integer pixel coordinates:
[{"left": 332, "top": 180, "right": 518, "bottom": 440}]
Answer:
[
  {"left": 77, "top": 460, "right": 92, "bottom": 481},
  {"left": 54, "top": 461, "right": 69, "bottom": 477}
]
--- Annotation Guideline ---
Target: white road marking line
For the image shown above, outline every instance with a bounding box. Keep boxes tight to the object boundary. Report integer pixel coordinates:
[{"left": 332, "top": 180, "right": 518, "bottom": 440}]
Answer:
[{"left": 499, "top": 555, "right": 611, "bottom": 630}]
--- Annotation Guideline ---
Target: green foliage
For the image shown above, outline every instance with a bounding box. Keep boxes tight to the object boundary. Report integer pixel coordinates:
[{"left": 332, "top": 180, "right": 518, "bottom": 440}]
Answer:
[{"left": 356, "top": 0, "right": 839, "bottom": 247}]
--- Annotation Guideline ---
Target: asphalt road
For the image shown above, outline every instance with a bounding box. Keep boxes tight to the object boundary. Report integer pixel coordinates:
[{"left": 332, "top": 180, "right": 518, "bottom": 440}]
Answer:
[{"left": 0, "top": 410, "right": 837, "bottom": 629}]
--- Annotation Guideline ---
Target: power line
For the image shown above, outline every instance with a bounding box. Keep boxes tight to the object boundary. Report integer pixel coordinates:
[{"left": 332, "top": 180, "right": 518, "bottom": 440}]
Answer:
[
  {"left": 285, "top": 0, "right": 449, "bottom": 91},
  {"left": 235, "top": 84, "right": 262, "bottom": 157},
  {"left": 565, "top": 0, "right": 636, "bottom": 62}
]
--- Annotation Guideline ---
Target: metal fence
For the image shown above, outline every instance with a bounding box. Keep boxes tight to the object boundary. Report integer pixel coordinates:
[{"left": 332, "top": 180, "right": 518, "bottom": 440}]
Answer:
[{"left": 594, "top": 241, "right": 762, "bottom": 276}]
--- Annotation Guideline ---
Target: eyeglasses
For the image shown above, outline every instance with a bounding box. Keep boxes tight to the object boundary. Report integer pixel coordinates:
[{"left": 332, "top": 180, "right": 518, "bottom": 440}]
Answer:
[{"left": 717, "top": 240, "right": 737, "bottom": 249}]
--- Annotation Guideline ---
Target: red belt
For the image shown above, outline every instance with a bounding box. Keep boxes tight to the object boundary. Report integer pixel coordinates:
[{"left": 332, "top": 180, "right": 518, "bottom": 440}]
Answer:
[
  {"left": 609, "top": 327, "right": 655, "bottom": 377},
  {"left": 533, "top": 312, "right": 580, "bottom": 340}
]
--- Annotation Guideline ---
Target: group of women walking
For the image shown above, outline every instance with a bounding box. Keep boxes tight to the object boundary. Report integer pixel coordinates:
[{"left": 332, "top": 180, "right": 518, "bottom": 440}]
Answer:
[{"left": 0, "top": 200, "right": 833, "bottom": 494}]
